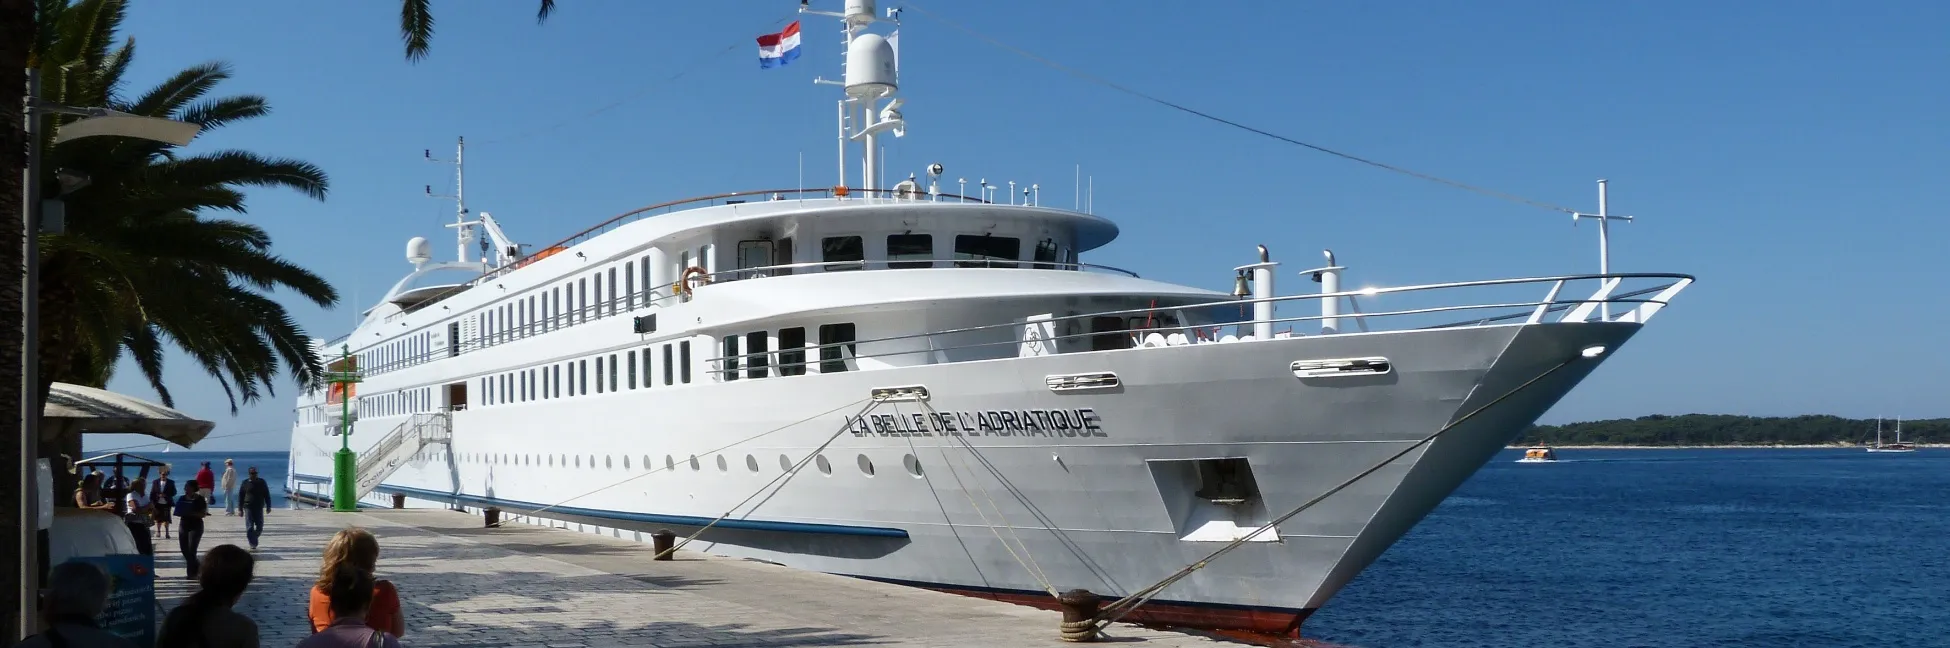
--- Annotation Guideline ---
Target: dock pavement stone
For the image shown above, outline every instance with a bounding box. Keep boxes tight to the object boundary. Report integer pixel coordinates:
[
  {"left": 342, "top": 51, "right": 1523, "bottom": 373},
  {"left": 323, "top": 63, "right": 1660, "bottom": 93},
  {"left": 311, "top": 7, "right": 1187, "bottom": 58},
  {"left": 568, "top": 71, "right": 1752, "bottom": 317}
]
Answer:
[{"left": 151, "top": 505, "right": 1248, "bottom": 647}]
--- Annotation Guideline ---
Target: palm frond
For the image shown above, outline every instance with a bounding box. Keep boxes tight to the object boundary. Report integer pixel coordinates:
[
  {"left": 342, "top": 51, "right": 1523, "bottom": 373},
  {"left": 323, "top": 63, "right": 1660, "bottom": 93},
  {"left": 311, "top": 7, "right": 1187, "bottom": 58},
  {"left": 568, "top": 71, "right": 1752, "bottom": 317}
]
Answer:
[
  {"left": 537, "top": 0, "right": 555, "bottom": 23},
  {"left": 127, "top": 61, "right": 230, "bottom": 117},
  {"left": 176, "top": 95, "right": 269, "bottom": 131},
  {"left": 151, "top": 150, "right": 330, "bottom": 201},
  {"left": 401, "top": 0, "right": 434, "bottom": 62}
]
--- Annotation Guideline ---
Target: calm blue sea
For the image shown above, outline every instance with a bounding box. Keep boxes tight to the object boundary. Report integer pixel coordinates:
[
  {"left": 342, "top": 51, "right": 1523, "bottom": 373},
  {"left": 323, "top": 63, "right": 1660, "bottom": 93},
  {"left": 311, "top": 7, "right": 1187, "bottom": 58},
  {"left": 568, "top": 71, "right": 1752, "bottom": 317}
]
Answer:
[
  {"left": 137, "top": 448, "right": 1947, "bottom": 646},
  {"left": 1306, "top": 448, "right": 1950, "bottom": 647},
  {"left": 96, "top": 450, "right": 290, "bottom": 500}
]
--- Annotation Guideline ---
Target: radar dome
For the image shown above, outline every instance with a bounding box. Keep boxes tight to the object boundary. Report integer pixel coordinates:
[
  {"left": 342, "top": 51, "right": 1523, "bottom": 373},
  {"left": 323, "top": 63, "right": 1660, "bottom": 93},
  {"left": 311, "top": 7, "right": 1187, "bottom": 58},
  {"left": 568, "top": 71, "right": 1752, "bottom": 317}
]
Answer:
[
  {"left": 406, "top": 236, "right": 432, "bottom": 267},
  {"left": 845, "top": 34, "right": 898, "bottom": 98}
]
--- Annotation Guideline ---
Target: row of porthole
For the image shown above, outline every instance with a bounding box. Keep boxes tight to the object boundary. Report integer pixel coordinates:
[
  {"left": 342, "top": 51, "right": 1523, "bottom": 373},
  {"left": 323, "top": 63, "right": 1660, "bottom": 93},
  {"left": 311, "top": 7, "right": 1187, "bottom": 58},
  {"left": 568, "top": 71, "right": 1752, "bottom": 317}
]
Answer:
[{"left": 441, "top": 450, "right": 926, "bottom": 478}]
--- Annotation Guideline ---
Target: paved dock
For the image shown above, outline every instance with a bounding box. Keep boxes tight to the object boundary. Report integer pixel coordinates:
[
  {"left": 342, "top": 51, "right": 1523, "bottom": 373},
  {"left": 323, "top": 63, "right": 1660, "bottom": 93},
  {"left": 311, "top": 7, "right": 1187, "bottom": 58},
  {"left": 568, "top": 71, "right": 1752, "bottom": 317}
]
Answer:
[{"left": 151, "top": 506, "right": 1247, "bottom": 647}]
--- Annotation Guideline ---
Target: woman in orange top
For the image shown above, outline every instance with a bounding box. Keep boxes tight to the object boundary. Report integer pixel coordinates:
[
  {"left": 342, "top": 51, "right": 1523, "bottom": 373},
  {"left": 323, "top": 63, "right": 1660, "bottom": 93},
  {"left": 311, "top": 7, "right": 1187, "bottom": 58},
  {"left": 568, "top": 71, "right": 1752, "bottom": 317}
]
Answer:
[{"left": 307, "top": 526, "right": 406, "bottom": 638}]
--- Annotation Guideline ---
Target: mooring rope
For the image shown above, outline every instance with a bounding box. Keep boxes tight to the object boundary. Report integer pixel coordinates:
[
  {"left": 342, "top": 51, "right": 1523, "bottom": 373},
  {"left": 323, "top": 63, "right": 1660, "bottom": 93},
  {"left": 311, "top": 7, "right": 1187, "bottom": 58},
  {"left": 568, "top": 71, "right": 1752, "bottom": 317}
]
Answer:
[{"left": 897, "top": 400, "right": 1061, "bottom": 598}]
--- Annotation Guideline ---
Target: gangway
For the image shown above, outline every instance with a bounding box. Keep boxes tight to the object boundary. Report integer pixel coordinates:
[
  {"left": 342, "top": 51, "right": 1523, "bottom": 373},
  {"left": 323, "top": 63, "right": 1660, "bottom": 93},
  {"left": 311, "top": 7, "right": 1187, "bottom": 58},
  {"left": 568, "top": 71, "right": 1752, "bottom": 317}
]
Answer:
[{"left": 353, "top": 412, "right": 451, "bottom": 501}]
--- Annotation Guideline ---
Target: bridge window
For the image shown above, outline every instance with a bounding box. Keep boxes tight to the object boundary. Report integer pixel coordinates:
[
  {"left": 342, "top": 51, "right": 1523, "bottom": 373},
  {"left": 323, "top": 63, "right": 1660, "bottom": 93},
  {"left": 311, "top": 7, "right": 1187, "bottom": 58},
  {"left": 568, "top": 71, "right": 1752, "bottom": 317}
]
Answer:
[
  {"left": 887, "top": 234, "right": 933, "bottom": 269},
  {"left": 955, "top": 235, "right": 1020, "bottom": 268},
  {"left": 778, "top": 327, "right": 806, "bottom": 376},
  {"left": 822, "top": 236, "right": 864, "bottom": 271},
  {"left": 819, "top": 323, "right": 856, "bottom": 373},
  {"left": 746, "top": 332, "right": 769, "bottom": 379}
]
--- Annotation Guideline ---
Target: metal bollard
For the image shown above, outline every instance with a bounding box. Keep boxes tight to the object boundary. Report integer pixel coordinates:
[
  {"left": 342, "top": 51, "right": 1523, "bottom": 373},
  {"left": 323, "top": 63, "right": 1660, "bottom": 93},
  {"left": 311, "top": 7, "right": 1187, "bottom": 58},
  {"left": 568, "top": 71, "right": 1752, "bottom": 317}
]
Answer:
[
  {"left": 483, "top": 506, "right": 500, "bottom": 528},
  {"left": 391, "top": 493, "right": 406, "bottom": 509},
  {"left": 651, "top": 529, "right": 676, "bottom": 560},
  {"left": 1057, "top": 589, "right": 1102, "bottom": 642}
]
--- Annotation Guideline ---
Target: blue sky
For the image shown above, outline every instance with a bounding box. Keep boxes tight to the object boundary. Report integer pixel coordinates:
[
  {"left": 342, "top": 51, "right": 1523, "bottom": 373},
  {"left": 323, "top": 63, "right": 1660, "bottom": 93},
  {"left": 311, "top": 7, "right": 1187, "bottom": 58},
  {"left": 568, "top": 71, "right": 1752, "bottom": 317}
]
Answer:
[{"left": 84, "top": 0, "right": 1950, "bottom": 452}]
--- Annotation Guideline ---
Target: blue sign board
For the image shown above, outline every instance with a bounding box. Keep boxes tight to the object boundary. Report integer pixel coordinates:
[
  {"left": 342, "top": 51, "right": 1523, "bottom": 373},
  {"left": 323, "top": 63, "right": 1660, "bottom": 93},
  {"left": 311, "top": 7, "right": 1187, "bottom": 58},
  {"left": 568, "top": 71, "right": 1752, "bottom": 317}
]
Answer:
[{"left": 72, "top": 554, "right": 155, "bottom": 648}]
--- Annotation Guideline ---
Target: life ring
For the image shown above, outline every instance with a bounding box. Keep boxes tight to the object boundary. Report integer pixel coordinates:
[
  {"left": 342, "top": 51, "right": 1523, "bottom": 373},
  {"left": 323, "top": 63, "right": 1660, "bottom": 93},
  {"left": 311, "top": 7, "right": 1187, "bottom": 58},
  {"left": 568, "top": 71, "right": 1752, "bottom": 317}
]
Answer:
[{"left": 676, "top": 266, "right": 711, "bottom": 298}]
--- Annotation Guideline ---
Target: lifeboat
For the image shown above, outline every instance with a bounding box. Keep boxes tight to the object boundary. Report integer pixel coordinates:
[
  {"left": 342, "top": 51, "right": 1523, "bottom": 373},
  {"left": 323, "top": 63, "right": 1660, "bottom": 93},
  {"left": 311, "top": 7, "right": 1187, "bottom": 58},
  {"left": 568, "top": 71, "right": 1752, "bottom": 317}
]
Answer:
[{"left": 1516, "top": 446, "right": 1558, "bottom": 463}]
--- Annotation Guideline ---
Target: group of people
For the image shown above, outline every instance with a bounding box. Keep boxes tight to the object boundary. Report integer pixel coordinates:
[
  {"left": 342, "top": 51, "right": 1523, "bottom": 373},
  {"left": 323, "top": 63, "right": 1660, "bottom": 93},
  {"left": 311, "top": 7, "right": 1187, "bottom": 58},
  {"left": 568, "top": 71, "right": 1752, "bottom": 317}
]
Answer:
[
  {"left": 14, "top": 527, "right": 409, "bottom": 648},
  {"left": 72, "top": 459, "right": 275, "bottom": 577}
]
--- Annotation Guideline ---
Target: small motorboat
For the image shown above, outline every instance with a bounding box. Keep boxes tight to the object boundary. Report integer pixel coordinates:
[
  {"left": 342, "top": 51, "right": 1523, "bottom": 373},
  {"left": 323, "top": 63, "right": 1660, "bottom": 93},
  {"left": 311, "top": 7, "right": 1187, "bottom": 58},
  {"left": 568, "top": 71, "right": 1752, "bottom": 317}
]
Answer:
[{"left": 1517, "top": 446, "right": 1558, "bottom": 463}]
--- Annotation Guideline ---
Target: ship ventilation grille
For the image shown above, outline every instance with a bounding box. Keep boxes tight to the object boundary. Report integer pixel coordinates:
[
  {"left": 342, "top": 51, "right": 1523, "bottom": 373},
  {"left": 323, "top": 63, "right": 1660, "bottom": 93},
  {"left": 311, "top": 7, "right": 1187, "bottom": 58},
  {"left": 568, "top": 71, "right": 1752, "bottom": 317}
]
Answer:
[
  {"left": 1045, "top": 372, "right": 1120, "bottom": 392},
  {"left": 1291, "top": 356, "right": 1392, "bottom": 379}
]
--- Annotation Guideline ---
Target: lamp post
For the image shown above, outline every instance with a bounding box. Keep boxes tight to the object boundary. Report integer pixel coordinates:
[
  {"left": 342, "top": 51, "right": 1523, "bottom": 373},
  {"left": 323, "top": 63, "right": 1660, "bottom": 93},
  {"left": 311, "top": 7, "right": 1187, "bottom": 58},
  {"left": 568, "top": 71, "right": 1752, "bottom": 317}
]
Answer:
[{"left": 17, "top": 68, "right": 201, "bottom": 640}]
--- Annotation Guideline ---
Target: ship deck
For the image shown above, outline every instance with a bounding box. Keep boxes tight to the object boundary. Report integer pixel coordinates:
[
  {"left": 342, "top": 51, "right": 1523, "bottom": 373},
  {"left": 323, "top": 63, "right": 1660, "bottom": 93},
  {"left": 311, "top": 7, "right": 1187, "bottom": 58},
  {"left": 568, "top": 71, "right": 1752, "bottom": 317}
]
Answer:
[{"left": 153, "top": 506, "right": 1258, "bottom": 647}]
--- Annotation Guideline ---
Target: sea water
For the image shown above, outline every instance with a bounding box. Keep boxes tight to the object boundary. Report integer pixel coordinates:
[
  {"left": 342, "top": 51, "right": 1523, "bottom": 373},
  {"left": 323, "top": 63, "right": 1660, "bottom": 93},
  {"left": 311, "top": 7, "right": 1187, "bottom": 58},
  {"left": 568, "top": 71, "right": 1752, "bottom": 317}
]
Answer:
[{"left": 1306, "top": 448, "right": 1950, "bottom": 647}]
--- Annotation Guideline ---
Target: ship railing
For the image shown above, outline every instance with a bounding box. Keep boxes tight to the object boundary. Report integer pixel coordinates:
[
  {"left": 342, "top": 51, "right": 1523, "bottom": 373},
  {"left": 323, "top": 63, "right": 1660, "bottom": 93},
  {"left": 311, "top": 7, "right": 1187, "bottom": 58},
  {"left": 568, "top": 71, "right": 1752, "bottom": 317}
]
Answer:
[
  {"left": 700, "top": 272, "right": 1693, "bottom": 377},
  {"left": 696, "top": 257, "right": 1141, "bottom": 282}
]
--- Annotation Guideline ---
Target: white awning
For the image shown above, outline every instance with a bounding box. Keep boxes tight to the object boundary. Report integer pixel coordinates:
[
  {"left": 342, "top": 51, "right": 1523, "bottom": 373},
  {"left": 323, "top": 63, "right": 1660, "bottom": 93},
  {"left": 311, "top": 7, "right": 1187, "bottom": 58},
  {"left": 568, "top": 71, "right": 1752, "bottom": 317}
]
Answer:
[{"left": 41, "top": 382, "right": 215, "bottom": 447}]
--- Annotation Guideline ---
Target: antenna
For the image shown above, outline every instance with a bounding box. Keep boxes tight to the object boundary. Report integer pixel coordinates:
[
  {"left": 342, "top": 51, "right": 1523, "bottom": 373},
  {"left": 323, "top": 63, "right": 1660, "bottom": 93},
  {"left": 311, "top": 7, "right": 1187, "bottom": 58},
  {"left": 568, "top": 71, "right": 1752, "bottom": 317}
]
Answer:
[{"left": 805, "top": 0, "right": 904, "bottom": 193}]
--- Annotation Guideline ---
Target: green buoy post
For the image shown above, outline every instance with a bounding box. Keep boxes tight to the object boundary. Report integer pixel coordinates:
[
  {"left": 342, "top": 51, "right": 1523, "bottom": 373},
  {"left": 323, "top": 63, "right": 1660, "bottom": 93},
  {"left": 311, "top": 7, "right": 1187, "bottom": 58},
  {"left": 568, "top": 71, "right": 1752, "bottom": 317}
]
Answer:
[{"left": 326, "top": 344, "right": 363, "bottom": 512}]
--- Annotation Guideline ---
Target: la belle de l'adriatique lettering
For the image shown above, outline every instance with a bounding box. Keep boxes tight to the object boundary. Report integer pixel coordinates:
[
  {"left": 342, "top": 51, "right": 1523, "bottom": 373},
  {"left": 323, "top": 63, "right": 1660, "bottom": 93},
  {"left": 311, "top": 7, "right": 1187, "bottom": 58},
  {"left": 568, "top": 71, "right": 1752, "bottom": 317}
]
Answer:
[{"left": 845, "top": 408, "right": 1107, "bottom": 438}]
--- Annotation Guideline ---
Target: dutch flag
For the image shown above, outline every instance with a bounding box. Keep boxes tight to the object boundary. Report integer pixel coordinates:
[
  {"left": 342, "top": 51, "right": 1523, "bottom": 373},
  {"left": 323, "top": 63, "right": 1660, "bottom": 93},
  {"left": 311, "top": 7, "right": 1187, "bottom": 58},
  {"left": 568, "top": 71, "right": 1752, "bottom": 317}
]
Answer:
[{"left": 757, "top": 21, "right": 802, "bottom": 69}]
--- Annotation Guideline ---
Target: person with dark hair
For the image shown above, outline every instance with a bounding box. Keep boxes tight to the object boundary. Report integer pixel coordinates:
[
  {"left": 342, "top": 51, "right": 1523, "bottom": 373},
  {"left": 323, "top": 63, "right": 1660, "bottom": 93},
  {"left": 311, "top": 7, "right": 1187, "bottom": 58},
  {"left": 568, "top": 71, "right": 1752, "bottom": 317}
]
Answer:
[
  {"left": 11, "top": 561, "right": 138, "bottom": 648},
  {"left": 156, "top": 545, "right": 259, "bottom": 648},
  {"left": 173, "top": 481, "right": 212, "bottom": 578},
  {"left": 294, "top": 565, "right": 401, "bottom": 648},
  {"left": 238, "top": 467, "right": 272, "bottom": 550},
  {"left": 72, "top": 472, "right": 116, "bottom": 512},
  {"left": 194, "top": 461, "right": 216, "bottom": 500},
  {"left": 150, "top": 466, "right": 177, "bottom": 540}
]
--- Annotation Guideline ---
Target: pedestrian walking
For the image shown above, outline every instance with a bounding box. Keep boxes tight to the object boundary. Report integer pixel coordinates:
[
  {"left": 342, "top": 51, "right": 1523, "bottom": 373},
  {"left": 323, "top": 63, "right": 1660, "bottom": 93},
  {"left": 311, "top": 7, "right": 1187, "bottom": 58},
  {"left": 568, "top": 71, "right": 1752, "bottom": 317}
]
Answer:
[
  {"left": 150, "top": 466, "right": 177, "bottom": 540},
  {"left": 238, "top": 466, "right": 272, "bottom": 550},
  {"left": 194, "top": 461, "right": 216, "bottom": 504},
  {"left": 220, "top": 458, "right": 238, "bottom": 515},
  {"left": 173, "top": 481, "right": 212, "bottom": 578}
]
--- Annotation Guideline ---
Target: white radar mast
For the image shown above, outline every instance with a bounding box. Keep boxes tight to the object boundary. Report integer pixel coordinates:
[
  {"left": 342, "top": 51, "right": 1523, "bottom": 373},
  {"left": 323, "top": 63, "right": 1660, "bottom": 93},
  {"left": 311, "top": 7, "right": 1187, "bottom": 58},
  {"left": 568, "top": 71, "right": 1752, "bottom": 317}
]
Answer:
[
  {"left": 805, "top": 0, "right": 904, "bottom": 193},
  {"left": 429, "top": 136, "right": 525, "bottom": 271}
]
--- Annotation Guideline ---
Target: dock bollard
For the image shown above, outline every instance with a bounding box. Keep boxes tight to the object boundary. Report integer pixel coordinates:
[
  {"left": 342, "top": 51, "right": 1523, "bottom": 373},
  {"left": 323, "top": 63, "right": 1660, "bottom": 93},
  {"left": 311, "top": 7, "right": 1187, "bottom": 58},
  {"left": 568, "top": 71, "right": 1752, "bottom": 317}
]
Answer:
[
  {"left": 1057, "top": 589, "right": 1102, "bottom": 642},
  {"left": 651, "top": 529, "right": 676, "bottom": 560},
  {"left": 391, "top": 493, "right": 406, "bottom": 509},
  {"left": 483, "top": 506, "right": 500, "bottom": 528}
]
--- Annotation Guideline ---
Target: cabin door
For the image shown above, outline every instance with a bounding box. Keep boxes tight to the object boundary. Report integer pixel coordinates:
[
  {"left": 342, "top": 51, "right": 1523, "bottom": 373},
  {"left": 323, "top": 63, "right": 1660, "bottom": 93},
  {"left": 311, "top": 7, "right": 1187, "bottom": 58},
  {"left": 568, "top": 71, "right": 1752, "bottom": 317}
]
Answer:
[
  {"left": 736, "top": 240, "right": 775, "bottom": 280},
  {"left": 444, "top": 382, "right": 468, "bottom": 412}
]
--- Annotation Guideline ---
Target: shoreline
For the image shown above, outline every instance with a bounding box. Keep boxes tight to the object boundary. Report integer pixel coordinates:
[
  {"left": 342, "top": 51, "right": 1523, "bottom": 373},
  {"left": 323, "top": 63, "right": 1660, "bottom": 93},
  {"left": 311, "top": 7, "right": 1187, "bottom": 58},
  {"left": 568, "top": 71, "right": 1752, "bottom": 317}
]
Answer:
[{"left": 1505, "top": 444, "right": 1945, "bottom": 450}]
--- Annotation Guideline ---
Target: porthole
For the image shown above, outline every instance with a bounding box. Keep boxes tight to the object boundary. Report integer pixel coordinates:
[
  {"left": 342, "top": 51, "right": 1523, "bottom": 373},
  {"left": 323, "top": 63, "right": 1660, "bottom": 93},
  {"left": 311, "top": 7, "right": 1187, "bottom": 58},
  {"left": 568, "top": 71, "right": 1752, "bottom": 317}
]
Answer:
[
  {"left": 903, "top": 454, "right": 923, "bottom": 477},
  {"left": 857, "top": 454, "right": 876, "bottom": 477},
  {"left": 745, "top": 455, "right": 760, "bottom": 472},
  {"left": 643, "top": 455, "right": 651, "bottom": 470},
  {"left": 548, "top": 455, "right": 554, "bottom": 467},
  {"left": 716, "top": 455, "right": 729, "bottom": 472},
  {"left": 623, "top": 455, "right": 630, "bottom": 470},
  {"left": 606, "top": 455, "right": 613, "bottom": 469},
  {"left": 575, "top": 455, "right": 582, "bottom": 468},
  {"left": 666, "top": 455, "right": 676, "bottom": 471},
  {"left": 779, "top": 454, "right": 794, "bottom": 472},
  {"left": 689, "top": 455, "right": 701, "bottom": 471},
  {"left": 815, "top": 454, "right": 832, "bottom": 475}
]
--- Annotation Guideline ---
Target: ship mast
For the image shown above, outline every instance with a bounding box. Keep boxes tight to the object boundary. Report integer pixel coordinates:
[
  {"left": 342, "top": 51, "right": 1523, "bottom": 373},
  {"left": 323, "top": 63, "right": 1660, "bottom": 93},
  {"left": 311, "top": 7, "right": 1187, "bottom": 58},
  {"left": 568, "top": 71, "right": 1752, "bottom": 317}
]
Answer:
[{"left": 805, "top": 0, "right": 904, "bottom": 193}]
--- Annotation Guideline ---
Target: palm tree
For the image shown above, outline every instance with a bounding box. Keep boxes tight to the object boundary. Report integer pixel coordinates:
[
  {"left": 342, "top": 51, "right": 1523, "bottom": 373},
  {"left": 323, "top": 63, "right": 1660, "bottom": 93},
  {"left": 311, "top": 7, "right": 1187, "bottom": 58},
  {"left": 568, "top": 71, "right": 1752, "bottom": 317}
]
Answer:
[
  {"left": 400, "top": 0, "right": 556, "bottom": 61},
  {"left": 35, "top": 0, "right": 338, "bottom": 412}
]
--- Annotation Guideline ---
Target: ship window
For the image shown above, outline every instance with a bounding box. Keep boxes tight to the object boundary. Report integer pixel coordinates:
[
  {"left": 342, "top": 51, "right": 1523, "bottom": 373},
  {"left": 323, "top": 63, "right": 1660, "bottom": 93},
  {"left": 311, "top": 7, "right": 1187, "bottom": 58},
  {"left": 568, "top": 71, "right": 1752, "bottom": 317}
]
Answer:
[
  {"left": 779, "top": 327, "right": 807, "bottom": 376},
  {"left": 628, "top": 351, "right": 638, "bottom": 389},
  {"left": 779, "top": 454, "right": 794, "bottom": 472},
  {"left": 553, "top": 287, "right": 562, "bottom": 328},
  {"left": 821, "top": 236, "right": 864, "bottom": 271},
  {"left": 663, "top": 344, "right": 674, "bottom": 386},
  {"left": 595, "top": 356, "right": 605, "bottom": 393},
  {"left": 677, "top": 250, "right": 691, "bottom": 278},
  {"left": 608, "top": 353, "right": 618, "bottom": 392},
  {"left": 680, "top": 341, "right": 692, "bottom": 383},
  {"left": 642, "top": 347, "right": 653, "bottom": 387},
  {"left": 819, "top": 323, "right": 856, "bottom": 373},
  {"left": 552, "top": 364, "right": 561, "bottom": 398},
  {"left": 607, "top": 267, "right": 618, "bottom": 315},
  {"left": 716, "top": 455, "right": 728, "bottom": 472},
  {"left": 1033, "top": 239, "right": 1060, "bottom": 269},
  {"left": 955, "top": 235, "right": 1020, "bottom": 268},
  {"left": 593, "top": 273, "right": 605, "bottom": 319},
  {"left": 775, "top": 237, "right": 794, "bottom": 276},
  {"left": 580, "top": 360, "right": 589, "bottom": 395},
  {"left": 736, "top": 240, "right": 773, "bottom": 280},
  {"left": 721, "top": 336, "right": 741, "bottom": 381},
  {"left": 639, "top": 255, "right": 651, "bottom": 304},
  {"left": 625, "top": 262, "right": 635, "bottom": 308},
  {"left": 746, "top": 332, "right": 769, "bottom": 379},
  {"left": 578, "top": 278, "right": 588, "bottom": 324},
  {"left": 816, "top": 454, "right": 832, "bottom": 475},
  {"left": 887, "top": 234, "right": 933, "bottom": 269}
]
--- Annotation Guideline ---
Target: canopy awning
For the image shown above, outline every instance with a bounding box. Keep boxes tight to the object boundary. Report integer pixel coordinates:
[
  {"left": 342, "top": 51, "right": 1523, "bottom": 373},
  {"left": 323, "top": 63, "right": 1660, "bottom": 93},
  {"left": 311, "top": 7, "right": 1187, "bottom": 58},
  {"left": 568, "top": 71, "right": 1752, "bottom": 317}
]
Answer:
[{"left": 42, "top": 382, "right": 215, "bottom": 447}]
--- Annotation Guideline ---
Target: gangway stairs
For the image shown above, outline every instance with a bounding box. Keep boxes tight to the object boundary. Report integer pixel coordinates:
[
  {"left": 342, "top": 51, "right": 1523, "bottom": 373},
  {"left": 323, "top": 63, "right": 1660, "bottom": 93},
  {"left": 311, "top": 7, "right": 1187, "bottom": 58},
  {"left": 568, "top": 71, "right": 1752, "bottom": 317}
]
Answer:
[{"left": 353, "top": 412, "right": 451, "bottom": 502}]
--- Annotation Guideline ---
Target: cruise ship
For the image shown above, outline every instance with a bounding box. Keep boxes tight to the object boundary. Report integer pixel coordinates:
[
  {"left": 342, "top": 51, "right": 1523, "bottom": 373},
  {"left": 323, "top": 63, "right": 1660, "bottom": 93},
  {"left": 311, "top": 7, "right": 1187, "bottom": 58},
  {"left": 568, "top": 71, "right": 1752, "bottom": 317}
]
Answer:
[{"left": 286, "top": 1, "right": 1694, "bottom": 635}]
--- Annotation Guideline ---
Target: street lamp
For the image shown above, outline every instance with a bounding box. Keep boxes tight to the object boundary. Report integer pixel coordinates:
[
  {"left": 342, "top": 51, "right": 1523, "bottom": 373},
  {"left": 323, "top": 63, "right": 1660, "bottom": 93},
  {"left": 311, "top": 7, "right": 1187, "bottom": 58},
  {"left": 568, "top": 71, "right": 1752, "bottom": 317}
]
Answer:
[{"left": 16, "top": 69, "right": 201, "bottom": 641}]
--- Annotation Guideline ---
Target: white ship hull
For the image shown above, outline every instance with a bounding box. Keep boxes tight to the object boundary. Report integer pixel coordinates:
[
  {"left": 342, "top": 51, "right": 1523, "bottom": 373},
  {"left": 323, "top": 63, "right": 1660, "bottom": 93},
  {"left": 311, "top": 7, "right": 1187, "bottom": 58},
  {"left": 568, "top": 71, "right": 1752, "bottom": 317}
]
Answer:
[{"left": 292, "top": 319, "right": 1642, "bottom": 632}]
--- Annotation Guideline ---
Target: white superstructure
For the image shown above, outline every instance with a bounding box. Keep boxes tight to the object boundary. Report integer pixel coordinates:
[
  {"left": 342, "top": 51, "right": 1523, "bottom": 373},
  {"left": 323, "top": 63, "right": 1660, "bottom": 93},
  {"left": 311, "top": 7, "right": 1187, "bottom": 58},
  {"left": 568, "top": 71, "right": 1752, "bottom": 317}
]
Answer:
[{"left": 287, "top": 2, "right": 1693, "bottom": 635}]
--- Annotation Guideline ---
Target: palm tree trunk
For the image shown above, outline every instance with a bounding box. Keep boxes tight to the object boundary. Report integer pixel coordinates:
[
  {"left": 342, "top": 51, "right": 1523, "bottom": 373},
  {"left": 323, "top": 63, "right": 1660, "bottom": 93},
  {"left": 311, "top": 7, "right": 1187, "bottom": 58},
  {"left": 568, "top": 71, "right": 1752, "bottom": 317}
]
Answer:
[{"left": 0, "top": 0, "right": 34, "bottom": 640}]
